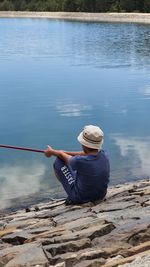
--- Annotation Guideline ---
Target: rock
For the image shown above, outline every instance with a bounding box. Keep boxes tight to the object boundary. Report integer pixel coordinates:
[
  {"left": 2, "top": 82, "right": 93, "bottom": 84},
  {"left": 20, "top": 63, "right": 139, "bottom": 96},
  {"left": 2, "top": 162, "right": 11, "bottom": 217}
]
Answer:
[
  {"left": 52, "top": 263, "right": 66, "bottom": 267},
  {"left": 53, "top": 208, "right": 96, "bottom": 225},
  {"left": 118, "top": 254, "right": 150, "bottom": 267},
  {"left": 121, "top": 240, "right": 150, "bottom": 257},
  {"left": 0, "top": 178, "right": 149, "bottom": 267},
  {"left": 50, "top": 251, "right": 79, "bottom": 266},
  {"left": 102, "top": 249, "right": 150, "bottom": 267},
  {"left": 77, "top": 248, "right": 106, "bottom": 260},
  {"left": 44, "top": 238, "right": 91, "bottom": 257},
  {"left": 2, "top": 230, "right": 33, "bottom": 245},
  {"left": 0, "top": 242, "right": 49, "bottom": 267},
  {"left": 78, "top": 223, "right": 115, "bottom": 240},
  {"left": 73, "top": 259, "right": 105, "bottom": 267},
  {"left": 0, "top": 227, "right": 17, "bottom": 238},
  {"left": 63, "top": 217, "right": 106, "bottom": 231},
  {"left": 40, "top": 222, "right": 115, "bottom": 247},
  {"left": 92, "top": 201, "right": 135, "bottom": 214}
]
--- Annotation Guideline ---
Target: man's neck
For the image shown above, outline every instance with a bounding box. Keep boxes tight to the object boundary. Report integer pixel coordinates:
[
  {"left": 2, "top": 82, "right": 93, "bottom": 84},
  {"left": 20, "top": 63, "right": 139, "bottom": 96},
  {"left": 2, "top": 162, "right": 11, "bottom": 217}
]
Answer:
[{"left": 85, "top": 150, "right": 99, "bottom": 155}]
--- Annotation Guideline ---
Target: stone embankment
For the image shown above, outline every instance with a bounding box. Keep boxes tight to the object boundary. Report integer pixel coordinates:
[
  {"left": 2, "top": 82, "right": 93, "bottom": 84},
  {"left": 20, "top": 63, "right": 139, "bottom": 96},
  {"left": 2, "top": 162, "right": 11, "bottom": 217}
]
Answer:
[
  {"left": 0, "top": 179, "right": 150, "bottom": 267},
  {"left": 0, "top": 12, "right": 150, "bottom": 24}
]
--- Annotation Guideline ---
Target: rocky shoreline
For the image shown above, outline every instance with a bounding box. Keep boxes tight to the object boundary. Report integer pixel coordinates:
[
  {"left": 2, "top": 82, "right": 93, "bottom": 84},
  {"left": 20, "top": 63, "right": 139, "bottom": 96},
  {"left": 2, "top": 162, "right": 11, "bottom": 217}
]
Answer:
[
  {"left": 0, "top": 179, "right": 150, "bottom": 267},
  {"left": 0, "top": 12, "right": 150, "bottom": 24}
]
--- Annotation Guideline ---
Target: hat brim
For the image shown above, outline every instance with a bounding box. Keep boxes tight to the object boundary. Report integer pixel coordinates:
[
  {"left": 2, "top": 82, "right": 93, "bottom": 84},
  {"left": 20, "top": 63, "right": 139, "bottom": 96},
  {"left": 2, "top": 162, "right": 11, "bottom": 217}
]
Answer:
[{"left": 77, "top": 132, "right": 103, "bottom": 150}]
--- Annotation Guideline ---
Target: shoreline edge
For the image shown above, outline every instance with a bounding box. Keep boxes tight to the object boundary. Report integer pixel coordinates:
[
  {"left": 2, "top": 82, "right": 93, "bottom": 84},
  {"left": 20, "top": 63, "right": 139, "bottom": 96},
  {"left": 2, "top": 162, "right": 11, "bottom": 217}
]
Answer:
[{"left": 0, "top": 11, "right": 150, "bottom": 24}]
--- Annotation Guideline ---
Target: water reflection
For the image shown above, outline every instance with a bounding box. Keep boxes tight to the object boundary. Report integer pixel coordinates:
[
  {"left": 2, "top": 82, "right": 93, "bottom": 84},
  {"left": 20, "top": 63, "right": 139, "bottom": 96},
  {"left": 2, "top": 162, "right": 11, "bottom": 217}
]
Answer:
[
  {"left": 56, "top": 101, "right": 92, "bottom": 117},
  {"left": 143, "top": 85, "right": 150, "bottom": 96},
  {"left": 0, "top": 20, "right": 150, "bottom": 68},
  {"left": 65, "top": 22, "right": 150, "bottom": 68},
  {"left": 112, "top": 134, "right": 150, "bottom": 178},
  {"left": 0, "top": 162, "right": 46, "bottom": 209}
]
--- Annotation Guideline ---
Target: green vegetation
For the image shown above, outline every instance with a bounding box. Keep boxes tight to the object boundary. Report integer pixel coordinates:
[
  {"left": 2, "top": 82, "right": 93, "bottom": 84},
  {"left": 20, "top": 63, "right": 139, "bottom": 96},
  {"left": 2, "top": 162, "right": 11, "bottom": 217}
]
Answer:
[{"left": 0, "top": 0, "right": 150, "bottom": 12}]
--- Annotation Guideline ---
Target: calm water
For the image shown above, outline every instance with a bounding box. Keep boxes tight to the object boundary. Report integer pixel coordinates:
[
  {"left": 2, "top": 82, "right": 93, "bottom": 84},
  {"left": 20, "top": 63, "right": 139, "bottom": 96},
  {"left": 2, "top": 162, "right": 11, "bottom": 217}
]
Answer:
[{"left": 0, "top": 18, "right": 150, "bottom": 209}]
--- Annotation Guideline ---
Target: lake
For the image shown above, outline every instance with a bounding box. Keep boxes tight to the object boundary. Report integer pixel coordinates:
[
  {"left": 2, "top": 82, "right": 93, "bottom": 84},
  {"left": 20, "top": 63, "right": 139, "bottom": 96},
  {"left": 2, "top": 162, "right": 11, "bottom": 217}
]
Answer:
[{"left": 0, "top": 18, "right": 150, "bottom": 209}]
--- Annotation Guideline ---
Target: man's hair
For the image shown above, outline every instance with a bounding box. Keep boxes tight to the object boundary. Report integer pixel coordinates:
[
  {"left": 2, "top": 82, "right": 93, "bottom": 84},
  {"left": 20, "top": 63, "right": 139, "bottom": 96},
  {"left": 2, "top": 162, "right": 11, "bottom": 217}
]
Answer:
[{"left": 83, "top": 145, "right": 98, "bottom": 153}]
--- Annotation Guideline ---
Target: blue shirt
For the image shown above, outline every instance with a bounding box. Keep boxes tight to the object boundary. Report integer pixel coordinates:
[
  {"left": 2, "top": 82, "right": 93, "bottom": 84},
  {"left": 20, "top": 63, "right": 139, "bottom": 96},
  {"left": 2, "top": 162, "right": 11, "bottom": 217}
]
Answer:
[{"left": 69, "top": 150, "right": 110, "bottom": 202}]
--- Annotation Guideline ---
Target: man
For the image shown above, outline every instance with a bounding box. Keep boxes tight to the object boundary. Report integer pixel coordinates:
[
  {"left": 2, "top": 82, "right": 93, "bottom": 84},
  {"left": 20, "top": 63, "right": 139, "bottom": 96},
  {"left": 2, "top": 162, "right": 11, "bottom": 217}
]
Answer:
[{"left": 44, "top": 125, "right": 110, "bottom": 204}]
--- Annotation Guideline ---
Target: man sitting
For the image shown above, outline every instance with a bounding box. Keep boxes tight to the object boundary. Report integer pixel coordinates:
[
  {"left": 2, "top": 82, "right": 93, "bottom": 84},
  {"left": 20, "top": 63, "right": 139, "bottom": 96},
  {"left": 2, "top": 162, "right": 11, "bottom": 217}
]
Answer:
[{"left": 44, "top": 125, "right": 110, "bottom": 204}]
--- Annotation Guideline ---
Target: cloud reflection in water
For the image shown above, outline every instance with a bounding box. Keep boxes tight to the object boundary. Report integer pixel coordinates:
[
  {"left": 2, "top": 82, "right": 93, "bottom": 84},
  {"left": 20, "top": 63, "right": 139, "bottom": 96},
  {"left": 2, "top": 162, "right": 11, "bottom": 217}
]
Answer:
[
  {"left": 143, "top": 85, "right": 150, "bottom": 96},
  {"left": 56, "top": 102, "right": 92, "bottom": 117},
  {"left": 112, "top": 134, "right": 150, "bottom": 177},
  {"left": 0, "top": 162, "right": 46, "bottom": 209}
]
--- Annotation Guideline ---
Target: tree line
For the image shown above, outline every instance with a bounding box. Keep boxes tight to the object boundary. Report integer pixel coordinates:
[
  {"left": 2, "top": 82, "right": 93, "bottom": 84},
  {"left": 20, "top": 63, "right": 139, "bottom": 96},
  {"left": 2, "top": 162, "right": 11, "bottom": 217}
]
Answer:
[{"left": 0, "top": 0, "right": 150, "bottom": 12}]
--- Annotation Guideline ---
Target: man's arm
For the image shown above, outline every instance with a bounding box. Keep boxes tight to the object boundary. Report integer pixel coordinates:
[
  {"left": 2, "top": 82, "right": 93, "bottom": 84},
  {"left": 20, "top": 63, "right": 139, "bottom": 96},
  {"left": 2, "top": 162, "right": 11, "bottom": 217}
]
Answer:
[
  {"left": 44, "top": 146, "right": 72, "bottom": 164},
  {"left": 65, "top": 151, "right": 85, "bottom": 156}
]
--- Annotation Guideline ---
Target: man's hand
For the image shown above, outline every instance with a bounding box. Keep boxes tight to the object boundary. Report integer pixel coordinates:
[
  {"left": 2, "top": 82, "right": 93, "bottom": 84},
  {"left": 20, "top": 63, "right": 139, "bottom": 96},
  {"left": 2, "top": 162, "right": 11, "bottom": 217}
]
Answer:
[
  {"left": 44, "top": 145, "right": 72, "bottom": 163},
  {"left": 44, "top": 145, "right": 54, "bottom": 157}
]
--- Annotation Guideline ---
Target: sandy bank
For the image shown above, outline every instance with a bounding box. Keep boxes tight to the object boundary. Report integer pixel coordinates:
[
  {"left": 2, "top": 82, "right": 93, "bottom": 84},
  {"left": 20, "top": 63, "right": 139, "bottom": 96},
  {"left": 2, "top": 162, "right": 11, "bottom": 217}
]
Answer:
[{"left": 0, "top": 11, "right": 150, "bottom": 24}]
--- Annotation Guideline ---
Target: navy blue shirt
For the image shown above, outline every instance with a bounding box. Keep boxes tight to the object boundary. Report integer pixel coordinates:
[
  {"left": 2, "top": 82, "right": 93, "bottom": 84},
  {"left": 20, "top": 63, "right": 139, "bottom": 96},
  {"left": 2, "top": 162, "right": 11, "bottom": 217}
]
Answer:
[{"left": 69, "top": 150, "right": 110, "bottom": 202}]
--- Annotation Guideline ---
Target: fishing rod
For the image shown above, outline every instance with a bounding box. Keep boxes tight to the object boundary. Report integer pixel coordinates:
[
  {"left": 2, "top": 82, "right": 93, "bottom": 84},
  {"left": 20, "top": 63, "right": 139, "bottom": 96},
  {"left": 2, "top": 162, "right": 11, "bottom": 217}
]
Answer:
[{"left": 0, "top": 144, "right": 45, "bottom": 153}]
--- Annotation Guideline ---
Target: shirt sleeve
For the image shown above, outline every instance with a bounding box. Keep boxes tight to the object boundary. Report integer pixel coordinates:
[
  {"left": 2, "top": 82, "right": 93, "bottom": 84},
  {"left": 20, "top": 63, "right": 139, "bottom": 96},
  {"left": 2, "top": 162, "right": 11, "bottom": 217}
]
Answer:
[{"left": 69, "top": 155, "right": 80, "bottom": 170}]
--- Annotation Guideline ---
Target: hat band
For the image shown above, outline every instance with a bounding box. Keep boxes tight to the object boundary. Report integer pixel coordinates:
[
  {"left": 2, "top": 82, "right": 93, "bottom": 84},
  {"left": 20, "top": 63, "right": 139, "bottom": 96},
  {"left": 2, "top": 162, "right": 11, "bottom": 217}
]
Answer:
[{"left": 83, "top": 133, "right": 102, "bottom": 144}]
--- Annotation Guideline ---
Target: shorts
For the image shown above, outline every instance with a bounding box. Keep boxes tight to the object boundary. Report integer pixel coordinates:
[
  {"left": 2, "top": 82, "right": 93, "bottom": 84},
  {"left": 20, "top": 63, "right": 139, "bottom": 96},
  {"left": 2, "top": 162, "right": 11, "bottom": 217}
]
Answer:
[{"left": 53, "top": 157, "right": 80, "bottom": 203}]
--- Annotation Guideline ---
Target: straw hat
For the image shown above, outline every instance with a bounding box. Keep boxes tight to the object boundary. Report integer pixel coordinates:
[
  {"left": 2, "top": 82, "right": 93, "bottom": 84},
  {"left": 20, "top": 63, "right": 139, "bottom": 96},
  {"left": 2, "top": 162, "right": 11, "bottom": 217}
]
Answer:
[{"left": 77, "top": 125, "right": 104, "bottom": 150}]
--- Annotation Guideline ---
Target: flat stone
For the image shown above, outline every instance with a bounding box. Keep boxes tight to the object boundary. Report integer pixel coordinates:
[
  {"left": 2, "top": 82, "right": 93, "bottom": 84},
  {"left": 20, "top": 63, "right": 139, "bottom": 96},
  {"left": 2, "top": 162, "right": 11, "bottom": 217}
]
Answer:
[
  {"left": 127, "top": 224, "right": 150, "bottom": 246},
  {"left": 25, "top": 226, "right": 67, "bottom": 243},
  {"left": 0, "top": 227, "right": 17, "bottom": 238},
  {"left": 77, "top": 248, "right": 107, "bottom": 260},
  {"left": 73, "top": 259, "right": 105, "bottom": 267},
  {"left": 121, "top": 240, "right": 150, "bottom": 258},
  {"left": 0, "top": 220, "right": 6, "bottom": 229},
  {"left": 46, "top": 251, "right": 78, "bottom": 266},
  {"left": 27, "top": 226, "right": 52, "bottom": 234},
  {"left": 4, "top": 218, "right": 41, "bottom": 229},
  {"left": 24, "top": 219, "right": 54, "bottom": 230},
  {"left": 52, "top": 262, "right": 66, "bottom": 267},
  {"left": 79, "top": 223, "right": 115, "bottom": 240},
  {"left": 44, "top": 238, "right": 91, "bottom": 257},
  {"left": 0, "top": 241, "right": 12, "bottom": 251},
  {"left": 38, "top": 200, "right": 66, "bottom": 210},
  {"left": 35, "top": 204, "right": 82, "bottom": 220},
  {"left": 103, "top": 249, "right": 150, "bottom": 267},
  {"left": 143, "top": 188, "right": 150, "bottom": 195},
  {"left": 53, "top": 208, "right": 96, "bottom": 224},
  {"left": 0, "top": 242, "right": 49, "bottom": 267},
  {"left": 50, "top": 247, "right": 107, "bottom": 266},
  {"left": 2, "top": 230, "right": 34, "bottom": 245},
  {"left": 5, "top": 211, "right": 37, "bottom": 221},
  {"left": 63, "top": 217, "right": 105, "bottom": 231},
  {"left": 118, "top": 254, "right": 150, "bottom": 267},
  {"left": 42, "top": 222, "right": 115, "bottom": 246},
  {"left": 96, "top": 206, "right": 150, "bottom": 224},
  {"left": 92, "top": 201, "right": 136, "bottom": 214},
  {"left": 93, "top": 219, "right": 150, "bottom": 248}
]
